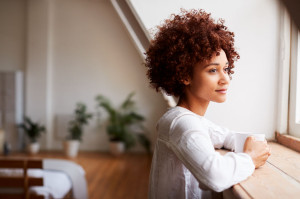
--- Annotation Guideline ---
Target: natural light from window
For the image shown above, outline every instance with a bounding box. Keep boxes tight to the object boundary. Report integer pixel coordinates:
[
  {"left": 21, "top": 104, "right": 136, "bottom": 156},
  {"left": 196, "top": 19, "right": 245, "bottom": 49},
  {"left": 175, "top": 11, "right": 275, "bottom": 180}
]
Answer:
[
  {"left": 289, "top": 28, "right": 300, "bottom": 137},
  {"left": 296, "top": 31, "right": 300, "bottom": 124}
]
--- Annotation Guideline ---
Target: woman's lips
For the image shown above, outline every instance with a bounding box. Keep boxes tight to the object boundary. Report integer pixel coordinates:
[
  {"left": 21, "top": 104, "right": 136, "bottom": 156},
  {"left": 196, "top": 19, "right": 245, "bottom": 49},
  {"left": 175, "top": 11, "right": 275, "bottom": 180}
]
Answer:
[{"left": 215, "top": 89, "right": 227, "bottom": 94}]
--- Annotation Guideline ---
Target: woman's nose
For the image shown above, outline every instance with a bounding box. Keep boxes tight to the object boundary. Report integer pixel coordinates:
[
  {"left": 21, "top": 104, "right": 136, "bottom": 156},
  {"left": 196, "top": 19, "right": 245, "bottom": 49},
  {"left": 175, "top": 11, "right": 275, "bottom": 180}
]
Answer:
[{"left": 219, "top": 71, "right": 230, "bottom": 85}]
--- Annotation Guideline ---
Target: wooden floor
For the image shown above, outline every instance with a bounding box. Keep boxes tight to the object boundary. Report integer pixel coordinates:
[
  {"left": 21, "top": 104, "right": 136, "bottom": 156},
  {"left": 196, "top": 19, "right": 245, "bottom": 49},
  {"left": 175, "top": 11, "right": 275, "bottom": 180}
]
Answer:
[{"left": 4, "top": 151, "right": 153, "bottom": 199}]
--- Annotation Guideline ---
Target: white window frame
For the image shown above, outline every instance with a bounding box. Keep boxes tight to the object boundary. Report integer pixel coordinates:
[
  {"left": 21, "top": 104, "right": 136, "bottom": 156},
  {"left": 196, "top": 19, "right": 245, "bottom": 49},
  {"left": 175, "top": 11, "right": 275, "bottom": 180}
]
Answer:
[
  {"left": 276, "top": 6, "right": 291, "bottom": 135},
  {"left": 276, "top": 4, "right": 300, "bottom": 138},
  {"left": 289, "top": 24, "right": 300, "bottom": 137}
]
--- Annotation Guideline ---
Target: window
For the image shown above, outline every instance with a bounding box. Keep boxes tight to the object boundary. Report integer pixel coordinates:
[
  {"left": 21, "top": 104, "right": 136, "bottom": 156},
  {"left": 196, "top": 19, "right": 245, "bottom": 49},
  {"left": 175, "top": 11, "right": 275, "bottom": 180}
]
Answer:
[
  {"left": 289, "top": 25, "right": 300, "bottom": 137},
  {"left": 274, "top": 7, "right": 300, "bottom": 150}
]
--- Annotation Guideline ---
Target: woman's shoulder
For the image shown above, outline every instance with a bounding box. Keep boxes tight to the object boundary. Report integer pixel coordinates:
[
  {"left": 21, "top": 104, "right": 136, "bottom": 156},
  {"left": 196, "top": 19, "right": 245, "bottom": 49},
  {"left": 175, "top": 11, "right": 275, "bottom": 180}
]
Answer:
[
  {"left": 160, "top": 106, "right": 199, "bottom": 121},
  {"left": 157, "top": 106, "right": 202, "bottom": 131}
]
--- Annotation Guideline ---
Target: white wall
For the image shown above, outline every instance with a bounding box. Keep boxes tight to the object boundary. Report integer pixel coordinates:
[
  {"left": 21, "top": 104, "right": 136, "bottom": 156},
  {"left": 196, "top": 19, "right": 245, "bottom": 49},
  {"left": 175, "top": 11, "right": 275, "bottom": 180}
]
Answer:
[
  {"left": 0, "top": 0, "right": 26, "bottom": 151},
  {"left": 0, "top": 0, "right": 283, "bottom": 151},
  {"left": 25, "top": 0, "right": 167, "bottom": 151},
  {"left": 0, "top": 0, "right": 26, "bottom": 71},
  {"left": 130, "top": 0, "right": 281, "bottom": 139}
]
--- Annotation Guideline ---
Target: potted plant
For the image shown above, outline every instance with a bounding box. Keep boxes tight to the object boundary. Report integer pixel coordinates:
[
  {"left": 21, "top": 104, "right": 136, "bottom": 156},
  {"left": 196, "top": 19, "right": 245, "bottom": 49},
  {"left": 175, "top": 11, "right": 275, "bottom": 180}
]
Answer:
[
  {"left": 18, "top": 116, "right": 46, "bottom": 155},
  {"left": 95, "top": 92, "right": 151, "bottom": 155},
  {"left": 64, "top": 103, "right": 93, "bottom": 157}
]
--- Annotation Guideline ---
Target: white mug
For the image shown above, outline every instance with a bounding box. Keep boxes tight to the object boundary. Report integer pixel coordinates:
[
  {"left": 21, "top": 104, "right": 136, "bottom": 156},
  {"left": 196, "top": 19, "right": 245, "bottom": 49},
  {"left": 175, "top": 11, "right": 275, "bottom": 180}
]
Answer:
[{"left": 234, "top": 132, "right": 265, "bottom": 153}]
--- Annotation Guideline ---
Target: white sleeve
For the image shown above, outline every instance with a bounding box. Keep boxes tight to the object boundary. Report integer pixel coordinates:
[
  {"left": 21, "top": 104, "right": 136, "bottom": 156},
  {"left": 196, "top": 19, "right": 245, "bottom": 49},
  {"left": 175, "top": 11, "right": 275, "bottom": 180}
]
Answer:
[
  {"left": 204, "top": 119, "right": 236, "bottom": 151},
  {"left": 169, "top": 115, "right": 255, "bottom": 192}
]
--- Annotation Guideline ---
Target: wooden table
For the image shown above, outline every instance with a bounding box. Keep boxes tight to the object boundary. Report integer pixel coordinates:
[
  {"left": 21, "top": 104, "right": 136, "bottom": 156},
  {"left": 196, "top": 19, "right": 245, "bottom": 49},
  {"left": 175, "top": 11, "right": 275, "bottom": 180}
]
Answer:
[{"left": 223, "top": 142, "right": 300, "bottom": 199}]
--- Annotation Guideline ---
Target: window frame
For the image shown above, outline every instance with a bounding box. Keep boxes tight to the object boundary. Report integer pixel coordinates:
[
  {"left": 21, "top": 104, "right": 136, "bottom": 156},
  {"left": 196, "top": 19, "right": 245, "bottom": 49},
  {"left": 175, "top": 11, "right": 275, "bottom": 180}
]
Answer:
[
  {"left": 276, "top": 4, "right": 300, "bottom": 150},
  {"left": 276, "top": 5, "right": 292, "bottom": 136},
  {"left": 289, "top": 24, "right": 300, "bottom": 137}
]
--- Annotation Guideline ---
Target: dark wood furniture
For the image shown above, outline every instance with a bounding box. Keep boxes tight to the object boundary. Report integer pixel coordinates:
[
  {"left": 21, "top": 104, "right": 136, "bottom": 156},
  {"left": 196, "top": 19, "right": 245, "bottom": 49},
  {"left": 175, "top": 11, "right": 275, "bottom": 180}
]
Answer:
[{"left": 0, "top": 158, "right": 44, "bottom": 199}]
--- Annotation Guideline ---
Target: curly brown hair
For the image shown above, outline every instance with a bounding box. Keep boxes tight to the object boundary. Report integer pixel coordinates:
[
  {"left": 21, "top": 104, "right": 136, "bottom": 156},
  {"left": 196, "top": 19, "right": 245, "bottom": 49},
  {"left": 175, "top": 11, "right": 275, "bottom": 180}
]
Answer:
[{"left": 145, "top": 9, "right": 240, "bottom": 97}]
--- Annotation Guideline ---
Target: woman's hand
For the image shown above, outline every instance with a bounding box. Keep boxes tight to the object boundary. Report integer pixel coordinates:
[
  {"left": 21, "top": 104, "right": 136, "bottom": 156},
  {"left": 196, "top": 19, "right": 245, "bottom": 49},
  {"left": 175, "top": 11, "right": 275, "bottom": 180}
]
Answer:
[{"left": 243, "top": 136, "right": 271, "bottom": 168}]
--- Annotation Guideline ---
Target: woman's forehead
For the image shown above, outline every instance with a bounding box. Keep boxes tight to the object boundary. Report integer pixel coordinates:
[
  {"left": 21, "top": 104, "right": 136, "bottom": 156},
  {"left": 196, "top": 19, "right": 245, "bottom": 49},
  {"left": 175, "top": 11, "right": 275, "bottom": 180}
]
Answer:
[{"left": 195, "top": 50, "right": 228, "bottom": 67}]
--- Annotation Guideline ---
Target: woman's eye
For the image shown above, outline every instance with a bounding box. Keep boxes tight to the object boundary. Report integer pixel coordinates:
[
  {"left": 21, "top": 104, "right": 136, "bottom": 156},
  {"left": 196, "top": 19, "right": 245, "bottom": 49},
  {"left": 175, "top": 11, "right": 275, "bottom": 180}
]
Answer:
[
  {"left": 224, "top": 67, "right": 230, "bottom": 73},
  {"left": 209, "top": 69, "right": 217, "bottom": 73}
]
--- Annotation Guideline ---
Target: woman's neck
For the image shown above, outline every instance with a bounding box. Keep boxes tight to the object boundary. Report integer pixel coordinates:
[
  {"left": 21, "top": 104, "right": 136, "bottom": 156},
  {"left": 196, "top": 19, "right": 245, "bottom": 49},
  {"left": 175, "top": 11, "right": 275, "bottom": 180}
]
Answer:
[{"left": 177, "top": 96, "right": 209, "bottom": 116}]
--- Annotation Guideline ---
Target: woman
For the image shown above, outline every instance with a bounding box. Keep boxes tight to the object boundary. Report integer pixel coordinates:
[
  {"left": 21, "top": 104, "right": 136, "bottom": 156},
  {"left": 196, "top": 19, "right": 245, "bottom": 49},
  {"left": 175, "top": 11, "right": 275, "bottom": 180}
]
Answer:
[{"left": 145, "top": 9, "right": 271, "bottom": 199}]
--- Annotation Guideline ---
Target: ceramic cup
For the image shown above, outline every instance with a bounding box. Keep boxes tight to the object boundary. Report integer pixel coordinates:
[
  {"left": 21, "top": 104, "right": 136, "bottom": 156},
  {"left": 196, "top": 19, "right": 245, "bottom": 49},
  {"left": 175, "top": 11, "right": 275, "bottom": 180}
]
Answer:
[{"left": 234, "top": 133, "right": 265, "bottom": 153}]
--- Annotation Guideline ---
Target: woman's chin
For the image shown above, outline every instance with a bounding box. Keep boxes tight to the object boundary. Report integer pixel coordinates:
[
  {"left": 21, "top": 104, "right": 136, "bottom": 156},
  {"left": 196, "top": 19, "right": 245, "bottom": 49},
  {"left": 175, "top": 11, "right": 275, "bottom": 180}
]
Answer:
[{"left": 214, "top": 97, "right": 227, "bottom": 103}]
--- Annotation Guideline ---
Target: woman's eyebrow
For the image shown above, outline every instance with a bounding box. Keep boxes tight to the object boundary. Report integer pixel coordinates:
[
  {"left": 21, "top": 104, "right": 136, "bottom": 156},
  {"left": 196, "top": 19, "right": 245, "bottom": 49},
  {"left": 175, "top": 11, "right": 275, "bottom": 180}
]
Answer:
[{"left": 204, "top": 62, "right": 229, "bottom": 67}]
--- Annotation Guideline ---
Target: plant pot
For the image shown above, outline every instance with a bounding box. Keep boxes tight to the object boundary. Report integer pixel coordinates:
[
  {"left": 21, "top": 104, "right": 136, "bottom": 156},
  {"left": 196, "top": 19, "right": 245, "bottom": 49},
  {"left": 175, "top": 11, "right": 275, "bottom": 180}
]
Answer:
[
  {"left": 28, "top": 142, "right": 40, "bottom": 155},
  {"left": 109, "top": 141, "right": 125, "bottom": 156},
  {"left": 63, "top": 140, "right": 80, "bottom": 157}
]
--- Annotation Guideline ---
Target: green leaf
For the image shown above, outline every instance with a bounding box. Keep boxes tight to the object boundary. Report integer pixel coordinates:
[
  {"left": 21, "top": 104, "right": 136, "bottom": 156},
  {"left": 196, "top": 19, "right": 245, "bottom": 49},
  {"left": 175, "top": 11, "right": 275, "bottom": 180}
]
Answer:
[
  {"left": 68, "top": 102, "right": 93, "bottom": 141},
  {"left": 95, "top": 92, "right": 151, "bottom": 151},
  {"left": 18, "top": 116, "right": 46, "bottom": 142},
  {"left": 121, "top": 92, "right": 135, "bottom": 110}
]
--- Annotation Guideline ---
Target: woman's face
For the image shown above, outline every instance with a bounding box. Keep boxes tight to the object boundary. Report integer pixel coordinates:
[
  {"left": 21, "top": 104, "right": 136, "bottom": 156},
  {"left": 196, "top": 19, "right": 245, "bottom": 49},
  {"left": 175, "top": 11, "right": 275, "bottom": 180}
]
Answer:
[{"left": 184, "top": 49, "right": 231, "bottom": 104}]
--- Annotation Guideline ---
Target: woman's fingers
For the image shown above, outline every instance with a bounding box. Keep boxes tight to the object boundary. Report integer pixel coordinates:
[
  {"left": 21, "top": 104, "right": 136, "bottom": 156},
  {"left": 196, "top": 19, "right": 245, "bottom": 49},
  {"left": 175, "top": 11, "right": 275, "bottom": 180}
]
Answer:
[{"left": 244, "top": 138, "right": 271, "bottom": 168}]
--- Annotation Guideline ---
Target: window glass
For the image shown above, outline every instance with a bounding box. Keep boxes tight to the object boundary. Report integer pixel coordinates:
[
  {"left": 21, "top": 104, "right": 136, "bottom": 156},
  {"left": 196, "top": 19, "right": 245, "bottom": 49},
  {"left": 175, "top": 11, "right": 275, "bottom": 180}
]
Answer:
[
  {"left": 289, "top": 29, "right": 300, "bottom": 137},
  {"left": 296, "top": 31, "right": 300, "bottom": 124}
]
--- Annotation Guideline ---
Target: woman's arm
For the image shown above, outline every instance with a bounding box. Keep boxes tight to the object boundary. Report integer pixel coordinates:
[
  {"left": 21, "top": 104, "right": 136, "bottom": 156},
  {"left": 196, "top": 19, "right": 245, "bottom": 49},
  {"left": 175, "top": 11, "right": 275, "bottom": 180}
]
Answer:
[
  {"left": 204, "top": 118, "right": 238, "bottom": 151},
  {"left": 169, "top": 115, "right": 255, "bottom": 192}
]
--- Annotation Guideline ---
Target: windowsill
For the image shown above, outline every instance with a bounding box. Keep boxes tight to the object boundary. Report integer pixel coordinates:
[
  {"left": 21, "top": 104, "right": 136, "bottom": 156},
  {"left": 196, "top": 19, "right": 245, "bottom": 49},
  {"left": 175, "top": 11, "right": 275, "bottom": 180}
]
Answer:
[
  {"left": 222, "top": 142, "right": 300, "bottom": 198},
  {"left": 275, "top": 132, "right": 300, "bottom": 153}
]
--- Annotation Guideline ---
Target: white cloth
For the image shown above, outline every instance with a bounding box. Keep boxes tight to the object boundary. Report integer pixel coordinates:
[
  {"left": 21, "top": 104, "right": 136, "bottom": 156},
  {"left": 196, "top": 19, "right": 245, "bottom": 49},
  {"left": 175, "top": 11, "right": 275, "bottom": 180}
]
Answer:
[
  {"left": 149, "top": 106, "right": 255, "bottom": 199},
  {"left": 29, "top": 170, "right": 72, "bottom": 199},
  {"left": 43, "top": 159, "right": 88, "bottom": 199}
]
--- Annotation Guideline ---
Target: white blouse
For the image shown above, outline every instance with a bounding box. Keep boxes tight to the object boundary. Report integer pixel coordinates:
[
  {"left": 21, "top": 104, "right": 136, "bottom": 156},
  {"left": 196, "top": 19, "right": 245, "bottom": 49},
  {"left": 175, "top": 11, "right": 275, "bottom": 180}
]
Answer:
[{"left": 148, "top": 106, "right": 255, "bottom": 199}]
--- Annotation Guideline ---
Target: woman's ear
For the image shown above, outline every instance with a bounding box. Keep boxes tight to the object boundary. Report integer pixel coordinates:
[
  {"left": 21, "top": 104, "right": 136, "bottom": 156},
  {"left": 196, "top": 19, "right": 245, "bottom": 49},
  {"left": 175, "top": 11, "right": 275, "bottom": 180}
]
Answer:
[{"left": 182, "top": 78, "right": 191, "bottom": 86}]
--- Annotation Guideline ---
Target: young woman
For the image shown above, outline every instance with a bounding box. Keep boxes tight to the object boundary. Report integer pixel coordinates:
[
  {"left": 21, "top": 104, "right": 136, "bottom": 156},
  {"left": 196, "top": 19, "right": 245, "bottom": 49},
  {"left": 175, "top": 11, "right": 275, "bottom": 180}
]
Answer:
[{"left": 145, "top": 9, "right": 271, "bottom": 199}]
